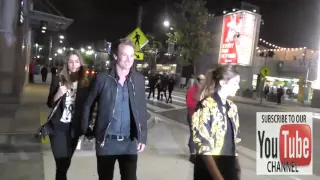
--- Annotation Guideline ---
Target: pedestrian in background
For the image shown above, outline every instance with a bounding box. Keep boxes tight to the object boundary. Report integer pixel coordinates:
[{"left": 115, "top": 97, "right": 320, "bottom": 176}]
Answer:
[
  {"left": 46, "top": 50, "right": 91, "bottom": 180},
  {"left": 29, "top": 59, "right": 36, "bottom": 83},
  {"left": 166, "top": 74, "right": 176, "bottom": 103},
  {"left": 186, "top": 74, "right": 205, "bottom": 163},
  {"left": 192, "top": 65, "right": 241, "bottom": 180},
  {"left": 41, "top": 65, "right": 48, "bottom": 82},
  {"left": 147, "top": 71, "right": 158, "bottom": 99}
]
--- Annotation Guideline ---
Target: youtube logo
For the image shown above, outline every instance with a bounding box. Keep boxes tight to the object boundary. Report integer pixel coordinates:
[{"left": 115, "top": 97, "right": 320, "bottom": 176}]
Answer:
[{"left": 256, "top": 112, "right": 313, "bottom": 175}]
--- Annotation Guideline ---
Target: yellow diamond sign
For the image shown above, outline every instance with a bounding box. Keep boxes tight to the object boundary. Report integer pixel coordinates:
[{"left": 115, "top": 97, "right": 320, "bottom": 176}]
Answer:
[
  {"left": 127, "top": 27, "right": 149, "bottom": 51},
  {"left": 134, "top": 52, "right": 144, "bottom": 60},
  {"left": 260, "top": 67, "right": 271, "bottom": 77}
]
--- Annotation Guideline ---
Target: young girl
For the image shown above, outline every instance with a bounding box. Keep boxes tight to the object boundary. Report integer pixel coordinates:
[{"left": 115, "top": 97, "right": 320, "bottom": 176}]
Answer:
[
  {"left": 192, "top": 65, "right": 241, "bottom": 180},
  {"left": 46, "top": 50, "right": 91, "bottom": 180}
]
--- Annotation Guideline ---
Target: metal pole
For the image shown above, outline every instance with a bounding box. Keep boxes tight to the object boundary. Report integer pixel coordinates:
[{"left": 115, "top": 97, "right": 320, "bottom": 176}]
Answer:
[
  {"left": 303, "top": 48, "right": 309, "bottom": 103},
  {"left": 137, "top": 5, "right": 143, "bottom": 27},
  {"left": 260, "top": 55, "right": 268, "bottom": 104},
  {"left": 48, "top": 36, "right": 52, "bottom": 67}
]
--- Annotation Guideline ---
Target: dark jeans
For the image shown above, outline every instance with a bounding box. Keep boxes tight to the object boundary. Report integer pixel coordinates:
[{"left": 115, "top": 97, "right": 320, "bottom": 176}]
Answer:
[
  {"left": 157, "top": 88, "right": 167, "bottom": 100},
  {"left": 277, "top": 95, "right": 282, "bottom": 104},
  {"left": 194, "top": 155, "right": 241, "bottom": 180},
  {"left": 42, "top": 74, "right": 47, "bottom": 82},
  {"left": 97, "top": 155, "right": 138, "bottom": 180},
  {"left": 49, "top": 132, "right": 79, "bottom": 180},
  {"left": 148, "top": 87, "right": 155, "bottom": 99},
  {"left": 29, "top": 73, "right": 34, "bottom": 83},
  {"left": 168, "top": 87, "right": 173, "bottom": 101},
  {"left": 187, "top": 114, "right": 195, "bottom": 154}
]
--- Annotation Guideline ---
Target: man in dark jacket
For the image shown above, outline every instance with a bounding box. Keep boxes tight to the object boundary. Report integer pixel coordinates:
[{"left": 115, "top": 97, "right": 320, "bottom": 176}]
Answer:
[{"left": 82, "top": 38, "right": 148, "bottom": 180}]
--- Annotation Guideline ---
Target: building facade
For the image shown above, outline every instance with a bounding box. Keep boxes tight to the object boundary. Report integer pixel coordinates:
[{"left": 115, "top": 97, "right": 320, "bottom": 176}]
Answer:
[{"left": 0, "top": 0, "right": 73, "bottom": 106}]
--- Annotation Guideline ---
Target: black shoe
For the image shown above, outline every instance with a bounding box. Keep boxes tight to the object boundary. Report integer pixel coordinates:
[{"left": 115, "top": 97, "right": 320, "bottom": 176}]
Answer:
[{"left": 189, "top": 154, "right": 196, "bottom": 164}]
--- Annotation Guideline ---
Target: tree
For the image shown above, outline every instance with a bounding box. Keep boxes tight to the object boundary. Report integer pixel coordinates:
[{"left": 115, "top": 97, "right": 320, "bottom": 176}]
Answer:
[
  {"left": 142, "top": 34, "right": 163, "bottom": 70},
  {"left": 82, "top": 53, "right": 94, "bottom": 67},
  {"left": 166, "top": 0, "right": 214, "bottom": 75}
]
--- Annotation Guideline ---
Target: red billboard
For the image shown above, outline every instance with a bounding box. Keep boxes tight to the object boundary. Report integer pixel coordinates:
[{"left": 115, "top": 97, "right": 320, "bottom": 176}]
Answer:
[{"left": 219, "top": 11, "right": 258, "bottom": 66}]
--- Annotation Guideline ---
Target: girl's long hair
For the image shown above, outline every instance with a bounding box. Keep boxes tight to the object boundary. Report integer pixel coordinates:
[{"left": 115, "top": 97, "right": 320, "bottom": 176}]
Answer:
[
  {"left": 199, "top": 65, "right": 239, "bottom": 100},
  {"left": 59, "top": 50, "right": 89, "bottom": 88}
]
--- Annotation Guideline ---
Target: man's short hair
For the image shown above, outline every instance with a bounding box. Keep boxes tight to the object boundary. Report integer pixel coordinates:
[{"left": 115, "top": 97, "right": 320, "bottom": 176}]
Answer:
[{"left": 111, "top": 38, "right": 135, "bottom": 56}]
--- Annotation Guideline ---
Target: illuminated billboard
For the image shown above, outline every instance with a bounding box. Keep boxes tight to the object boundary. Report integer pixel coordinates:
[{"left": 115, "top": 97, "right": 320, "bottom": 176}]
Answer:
[{"left": 218, "top": 11, "right": 259, "bottom": 66}]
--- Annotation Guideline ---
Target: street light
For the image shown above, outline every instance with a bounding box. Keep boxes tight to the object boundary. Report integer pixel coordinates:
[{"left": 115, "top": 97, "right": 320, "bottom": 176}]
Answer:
[
  {"left": 163, "top": 20, "right": 170, "bottom": 27},
  {"left": 57, "top": 49, "right": 63, "bottom": 54},
  {"left": 86, "top": 50, "right": 94, "bottom": 55},
  {"left": 70, "top": 48, "right": 74, "bottom": 51},
  {"left": 88, "top": 46, "right": 92, "bottom": 49},
  {"left": 60, "top": 40, "right": 63, "bottom": 43},
  {"left": 81, "top": 48, "right": 85, "bottom": 52},
  {"left": 59, "top": 35, "right": 64, "bottom": 39}
]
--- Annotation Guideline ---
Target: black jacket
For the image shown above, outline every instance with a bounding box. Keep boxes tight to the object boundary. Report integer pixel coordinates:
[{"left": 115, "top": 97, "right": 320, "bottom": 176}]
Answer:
[
  {"left": 82, "top": 68, "right": 148, "bottom": 147},
  {"left": 47, "top": 74, "right": 92, "bottom": 137}
]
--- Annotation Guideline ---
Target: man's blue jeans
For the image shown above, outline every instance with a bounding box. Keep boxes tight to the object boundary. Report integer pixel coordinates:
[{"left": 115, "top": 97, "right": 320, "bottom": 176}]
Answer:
[{"left": 187, "top": 114, "right": 195, "bottom": 154}]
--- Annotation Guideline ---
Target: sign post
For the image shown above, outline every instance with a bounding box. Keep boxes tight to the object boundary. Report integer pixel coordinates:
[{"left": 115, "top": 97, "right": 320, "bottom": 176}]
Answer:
[
  {"left": 127, "top": 27, "right": 149, "bottom": 61},
  {"left": 127, "top": 27, "right": 149, "bottom": 51},
  {"left": 259, "top": 66, "right": 271, "bottom": 104},
  {"left": 134, "top": 52, "right": 144, "bottom": 60}
]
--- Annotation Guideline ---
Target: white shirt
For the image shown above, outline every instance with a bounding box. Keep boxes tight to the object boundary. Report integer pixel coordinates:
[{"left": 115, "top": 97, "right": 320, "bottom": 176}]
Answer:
[{"left": 60, "top": 81, "right": 78, "bottom": 123}]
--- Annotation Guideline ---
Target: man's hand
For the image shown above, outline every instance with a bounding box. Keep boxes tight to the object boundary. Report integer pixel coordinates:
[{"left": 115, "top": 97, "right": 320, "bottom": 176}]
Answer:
[{"left": 137, "top": 143, "right": 146, "bottom": 152}]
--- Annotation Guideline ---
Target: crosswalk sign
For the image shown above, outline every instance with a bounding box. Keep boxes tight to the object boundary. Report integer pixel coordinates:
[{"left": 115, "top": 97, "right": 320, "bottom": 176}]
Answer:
[
  {"left": 127, "top": 27, "right": 149, "bottom": 51},
  {"left": 134, "top": 52, "right": 144, "bottom": 60},
  {"left": 260, "top": 67, "right": 271, "bottom": 77}
]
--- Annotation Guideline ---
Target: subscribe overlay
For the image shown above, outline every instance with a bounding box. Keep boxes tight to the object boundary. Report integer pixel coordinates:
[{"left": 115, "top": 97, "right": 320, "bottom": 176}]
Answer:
[{"left": 256, "top": 112, "right": 313, "bottom": 175}]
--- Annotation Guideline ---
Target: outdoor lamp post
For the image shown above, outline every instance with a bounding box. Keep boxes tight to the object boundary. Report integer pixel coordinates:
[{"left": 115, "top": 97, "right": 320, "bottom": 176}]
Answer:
[{"left": 163, "top": 20, "right": 170, "bottom": 27}]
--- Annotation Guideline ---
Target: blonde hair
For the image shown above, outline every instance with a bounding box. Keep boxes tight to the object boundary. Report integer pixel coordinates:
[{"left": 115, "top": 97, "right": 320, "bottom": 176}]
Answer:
[
  {"left": 59, "top": 50, "right": 89, "bottom": 88},
  {"left": 112, "top": 38, "right": 136, "bottom": 55},
  {"left": 199, "top": 65, "right": 239, "bottom": 100}
]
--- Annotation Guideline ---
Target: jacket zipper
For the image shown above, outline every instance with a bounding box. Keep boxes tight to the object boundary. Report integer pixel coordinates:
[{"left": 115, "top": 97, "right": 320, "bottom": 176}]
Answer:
[
  {"left": 100, "top": 75, "right": 118, "bottom": 147},
  {"left": 129, "top": 77, "right": 141, "bottom": 141}
]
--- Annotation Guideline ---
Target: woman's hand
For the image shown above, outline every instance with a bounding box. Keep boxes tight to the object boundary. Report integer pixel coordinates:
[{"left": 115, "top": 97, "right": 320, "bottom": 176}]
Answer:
[{"left": 54, "top": 85, "right": 67, "bottom": 102}]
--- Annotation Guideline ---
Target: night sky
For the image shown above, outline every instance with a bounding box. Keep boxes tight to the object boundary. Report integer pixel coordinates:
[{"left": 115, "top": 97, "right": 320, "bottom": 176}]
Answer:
[{"left": 49, "top": 0, "right": 320, "bottom": 49}]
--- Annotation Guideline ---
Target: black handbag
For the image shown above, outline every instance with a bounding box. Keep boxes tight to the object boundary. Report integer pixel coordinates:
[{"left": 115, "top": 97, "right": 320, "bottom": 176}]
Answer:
[{"left": 35, "top": 98, "right": 62, "bottom": 139}]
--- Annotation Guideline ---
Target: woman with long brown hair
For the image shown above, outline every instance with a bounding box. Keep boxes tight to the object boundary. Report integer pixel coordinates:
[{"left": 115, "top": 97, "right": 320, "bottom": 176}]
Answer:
[
  {"left": 46, "top": 50, "right": 91, "bottom": 180},
  {"left": 192, "top": 65, "right": 242, "bottom": 180}
]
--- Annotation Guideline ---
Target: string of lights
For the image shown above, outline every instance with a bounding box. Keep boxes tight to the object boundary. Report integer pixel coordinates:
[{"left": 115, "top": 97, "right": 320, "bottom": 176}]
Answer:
[{"left": 257, "top": 38, "right": 318, "bottom": 53}]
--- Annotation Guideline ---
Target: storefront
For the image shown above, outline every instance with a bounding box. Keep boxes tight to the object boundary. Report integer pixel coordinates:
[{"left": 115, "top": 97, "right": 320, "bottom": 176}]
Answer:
[
  {"left": 252, "top": 74, "right": 315, "bottom": 101},
  {"left": 155, "top": 64, "right": 177, "bottom": 75},
  {"left": 136, "top": 63, "right": 177, "bottom": 75}
]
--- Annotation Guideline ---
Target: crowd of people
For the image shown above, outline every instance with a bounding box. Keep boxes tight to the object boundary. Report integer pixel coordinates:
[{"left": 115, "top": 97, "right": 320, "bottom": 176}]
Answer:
[
  {"left": 39, "top": 38, "right": 242, "bottom": 180},
  {"left": 147, "top": 72, "right": 176, "bottom": 103}
]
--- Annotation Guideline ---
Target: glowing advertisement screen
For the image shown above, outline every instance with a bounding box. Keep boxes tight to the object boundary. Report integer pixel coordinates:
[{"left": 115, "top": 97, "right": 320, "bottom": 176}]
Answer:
[{"left": 219, "top": 11, "right": 257, "bottom": 66}]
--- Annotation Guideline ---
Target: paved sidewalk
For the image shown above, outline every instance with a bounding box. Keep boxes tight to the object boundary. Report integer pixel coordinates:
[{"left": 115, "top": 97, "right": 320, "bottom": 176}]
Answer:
[
  {"left": 0, "top": 83, "right": 51, "bottom": 180},
  {"left": 42, "top": 113, "right": 320, "bottom": 180}
]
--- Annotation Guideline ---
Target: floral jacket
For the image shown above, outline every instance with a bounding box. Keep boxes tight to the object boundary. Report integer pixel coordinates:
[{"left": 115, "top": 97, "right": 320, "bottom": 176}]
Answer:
[{"left": 192, "top": 93, "right": 241, "bottom": 156}]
